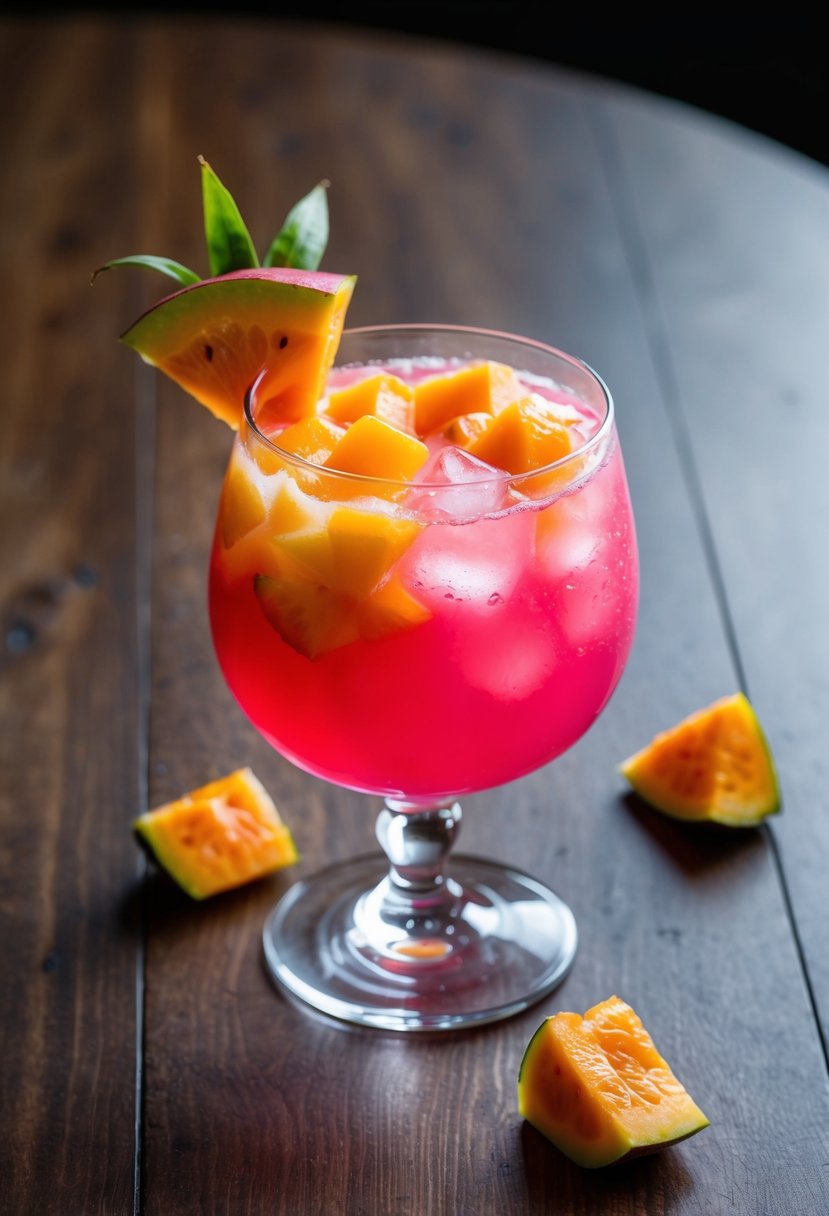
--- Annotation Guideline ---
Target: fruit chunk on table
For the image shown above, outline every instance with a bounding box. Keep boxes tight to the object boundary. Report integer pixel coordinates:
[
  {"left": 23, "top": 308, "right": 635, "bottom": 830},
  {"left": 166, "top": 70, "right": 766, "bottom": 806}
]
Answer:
[
  {"left": 620, "top": 692, "right": 780, "bottom": 826},
  {"left": 518, "top": 996, "right": 709, "bottom": 1168},
  {"left": 133, "top": 767, "right": 298, "bottom": 898}
]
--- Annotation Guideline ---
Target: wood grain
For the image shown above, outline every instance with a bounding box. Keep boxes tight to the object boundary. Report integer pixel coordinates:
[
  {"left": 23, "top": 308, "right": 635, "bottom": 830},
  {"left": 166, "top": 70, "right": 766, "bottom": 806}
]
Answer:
[
  {"left": 596, "top": 85, "right": 829, "bottom": 1052},
  {"left": 2, "top": 14, "right": 828, "bottom": 1216},
  {"left": 0, "top": 19, "right": 145, "bottom": 1215},
  {"left": 134, "top": 17, "right": 828, "bottom": 1216}
]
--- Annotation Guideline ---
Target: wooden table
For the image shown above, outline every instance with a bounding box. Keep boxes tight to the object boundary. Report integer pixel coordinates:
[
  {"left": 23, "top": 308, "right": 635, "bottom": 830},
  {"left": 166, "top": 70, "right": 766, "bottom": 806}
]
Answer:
[{"left": 3, "top": 15, "right": 829, "bottom": 1215}]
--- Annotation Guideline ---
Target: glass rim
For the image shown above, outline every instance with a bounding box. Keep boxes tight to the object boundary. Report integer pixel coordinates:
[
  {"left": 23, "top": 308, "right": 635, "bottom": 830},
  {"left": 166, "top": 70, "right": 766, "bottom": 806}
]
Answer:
[{"left": 243, "top": 323, "right": 615, "bottom": 490}]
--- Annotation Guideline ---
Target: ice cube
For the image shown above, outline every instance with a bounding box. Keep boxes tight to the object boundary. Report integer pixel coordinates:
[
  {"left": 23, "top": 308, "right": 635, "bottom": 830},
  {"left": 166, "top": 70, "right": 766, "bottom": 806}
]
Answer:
[
  {"left": 400, "top": 508, "right": 534, "bottom": 611},
  {"left": 406, "top": 446, "right": 507, "bottom": 521},
  {"left": 458, "top": 614, "right": 559, "bottom": 701}
]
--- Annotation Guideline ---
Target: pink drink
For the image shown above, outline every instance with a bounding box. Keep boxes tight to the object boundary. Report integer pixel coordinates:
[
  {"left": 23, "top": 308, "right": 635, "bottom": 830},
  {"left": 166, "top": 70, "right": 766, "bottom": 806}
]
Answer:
[{"left": 208, "top": 353, "right": 638, "bottom": 801}]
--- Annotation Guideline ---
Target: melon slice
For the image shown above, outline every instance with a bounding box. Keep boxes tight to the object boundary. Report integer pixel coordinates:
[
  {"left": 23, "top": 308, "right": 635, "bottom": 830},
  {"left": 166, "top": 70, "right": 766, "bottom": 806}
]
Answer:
[
  {"left": 620, "top": 692, "right": 780, "bottom": 826},
  {"left": 121, "top": 267, "right": 356, "bottom": 429},
  {"left": 518, "top": 996, "right": 709, "bottom": 1168},
  {"left": 133, "top": 767, "right": 298, "bottom": 899}
]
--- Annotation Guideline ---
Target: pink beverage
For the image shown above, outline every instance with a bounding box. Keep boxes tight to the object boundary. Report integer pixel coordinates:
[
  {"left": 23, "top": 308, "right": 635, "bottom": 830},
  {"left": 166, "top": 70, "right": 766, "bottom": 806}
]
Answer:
[{"left": 208, "top": 341, "right": 638, "bottom": 802}]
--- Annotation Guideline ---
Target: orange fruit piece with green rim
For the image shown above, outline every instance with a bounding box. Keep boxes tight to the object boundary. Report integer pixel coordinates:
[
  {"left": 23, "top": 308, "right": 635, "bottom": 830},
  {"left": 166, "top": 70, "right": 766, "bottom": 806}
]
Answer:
[
  {"left": 323, "top": 372, "right": 416, "bottom": 433},
  {"left": 133, "top": 767, "right": 298, "bottom": 899},
  {"left": 466, "top": 398, "right": 573, "bottom": 474},
  {"left": 121, "top": 268, "right": 356, "bottom": 429},
  {"left": 324, "top": 415, "right": 430, "bottom": 486},
  {"left": 254, "top": 574, "right": 360, "bottom": 659},
  {"left": 620, "top": 692, "right": 780, "bottom": 826},
  {"left": 414, "top": 360, "right": 524, "bottom": 434},
  {"left": 518, "top": 996, "right": 709, "bottom": 1168}
]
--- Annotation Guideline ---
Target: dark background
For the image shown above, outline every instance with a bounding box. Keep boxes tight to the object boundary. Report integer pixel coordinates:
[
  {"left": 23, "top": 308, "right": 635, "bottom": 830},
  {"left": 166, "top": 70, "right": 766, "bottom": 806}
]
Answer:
[
  {"left": 295, "top": 4, "right": 829, "bottom": 168},
  {"left": 5, "top": 4, "right": 828, "bottom": 167}
]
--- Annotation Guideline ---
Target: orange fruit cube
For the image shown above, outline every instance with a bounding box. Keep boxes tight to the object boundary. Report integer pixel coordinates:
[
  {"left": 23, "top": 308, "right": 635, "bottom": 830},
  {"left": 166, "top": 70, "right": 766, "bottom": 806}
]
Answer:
[
  {"left": 358, "top": 576, "right": 431, "bottom": 640},
  {"left": 256, "top": 503, "right": 429, "bottom": 657},
  {"left": 414, "top": 361, "right": 525, "bottom": 434},
  {"left": 273, "top": 506, "right": 422, "bottom": 601},
  {"left": 324, "top": 415, "right": 429, "bottom": 483},
  {"left": 327, "top": 507, "right": 423, "bottom": 597},
  {"left": 467, "top": 398, "right": 572, "bottom": 474},
  {"left": 324, "top": 373, "right": 416, "bottom": 433},
  {"left": 266, "top": 472, "right": 323, "bottom": 534},
  {"left": 439, "top": 410, "right": 496, "bottom": 450},
  {"left": 274, "top": 414, "right": 346, "bottom": 465},
  {"left": 219, "top": 451, "right": 267, "bottom": 547}
]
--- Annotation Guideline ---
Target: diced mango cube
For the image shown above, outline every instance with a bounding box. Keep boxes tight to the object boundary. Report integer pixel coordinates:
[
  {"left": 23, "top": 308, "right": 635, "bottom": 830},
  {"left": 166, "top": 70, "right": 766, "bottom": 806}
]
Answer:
[
  {"left": 274, "top": 527, "right": 335, "bottom": 585},
  {"left": 414, "top": 361, "right": 525, "bottom": 434},
  {"left": 220, "top": 451, "right": 267, "bottom": 548},
  {"left": 358, "top": 576, "right": 432, "bottom": 640},
  {"left": 325, "top": 415, "right": 430, "bottom": 483},
  {"left": 273, "top": 507, "right": 422, "bottom": 601},
  {"left": 324, "top": 373, "right": 416, "bottom": 433},
  {"left": 327, "top": 507, "right": 423, "bottom": 598},
  {"left": 218, "top": 527, "right": 281, "bottom": 583},
  {"left": 440, "top": 410, "right": 496, "bottom": 450},
  {"left": 466, "top": 399, "right": 573, "bottom": 474},
  {"left": 275, "top": 414, "right": 347, "bottom": 465},
  {"left": 266, "top": 471, "right": 324, "bottom": 535}
]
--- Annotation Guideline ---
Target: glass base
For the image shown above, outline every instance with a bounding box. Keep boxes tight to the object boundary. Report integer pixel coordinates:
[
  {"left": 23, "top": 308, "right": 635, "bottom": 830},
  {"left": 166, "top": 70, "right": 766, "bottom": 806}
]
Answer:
[{"left": 262, "top": 853, "right": 577, "bottom": 1031}]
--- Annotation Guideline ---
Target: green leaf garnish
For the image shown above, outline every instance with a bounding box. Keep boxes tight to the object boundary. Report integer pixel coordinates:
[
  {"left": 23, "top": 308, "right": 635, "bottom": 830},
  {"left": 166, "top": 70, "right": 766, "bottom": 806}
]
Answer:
[
  {"left": 92, "top": 158, "right": 331, "bottom": 290},
  {"left": 264, "top": 180, "right": 329, "bottom": 271},
  {"left": 199, "top": 154, "right": 260, "bottom": 276},
  {"left": 90, "top": 255, "right": 201, "bottom": 287}
]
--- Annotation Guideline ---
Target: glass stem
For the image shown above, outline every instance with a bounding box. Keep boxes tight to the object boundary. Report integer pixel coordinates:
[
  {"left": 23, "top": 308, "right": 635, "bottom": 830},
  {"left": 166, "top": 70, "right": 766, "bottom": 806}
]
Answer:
[{"left": 352, "top": 799, "right": 464, "bottom": 953}]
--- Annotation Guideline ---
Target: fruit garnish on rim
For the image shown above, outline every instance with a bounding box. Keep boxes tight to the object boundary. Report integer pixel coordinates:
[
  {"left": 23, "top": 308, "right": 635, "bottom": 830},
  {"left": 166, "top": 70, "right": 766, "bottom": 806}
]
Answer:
[
  {"left": 91, "top": 156, "right": 356, "bottom": 429},
  {"left": 620, "top": 692, "right": 780, "bottom": 827}
]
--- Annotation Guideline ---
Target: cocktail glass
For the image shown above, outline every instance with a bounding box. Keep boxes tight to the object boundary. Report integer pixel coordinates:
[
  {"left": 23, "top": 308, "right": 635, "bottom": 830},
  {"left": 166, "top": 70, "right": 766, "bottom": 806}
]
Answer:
[{"left": 208, "top": 324, "right": 638, "bottom": 1031}]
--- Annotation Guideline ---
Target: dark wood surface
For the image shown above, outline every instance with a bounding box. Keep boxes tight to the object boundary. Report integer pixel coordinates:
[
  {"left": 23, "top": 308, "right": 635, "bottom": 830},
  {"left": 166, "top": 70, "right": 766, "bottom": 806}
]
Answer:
[{"left": 2, "top": 15, "right": 828, "bottom": 1216}]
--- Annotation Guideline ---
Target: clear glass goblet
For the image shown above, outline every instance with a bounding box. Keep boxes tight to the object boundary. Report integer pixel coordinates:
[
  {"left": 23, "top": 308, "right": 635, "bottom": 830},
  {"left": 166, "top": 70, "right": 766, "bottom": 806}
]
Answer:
[{"left": 208, "top": 325, "right": 638, "bottom": 1031}]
